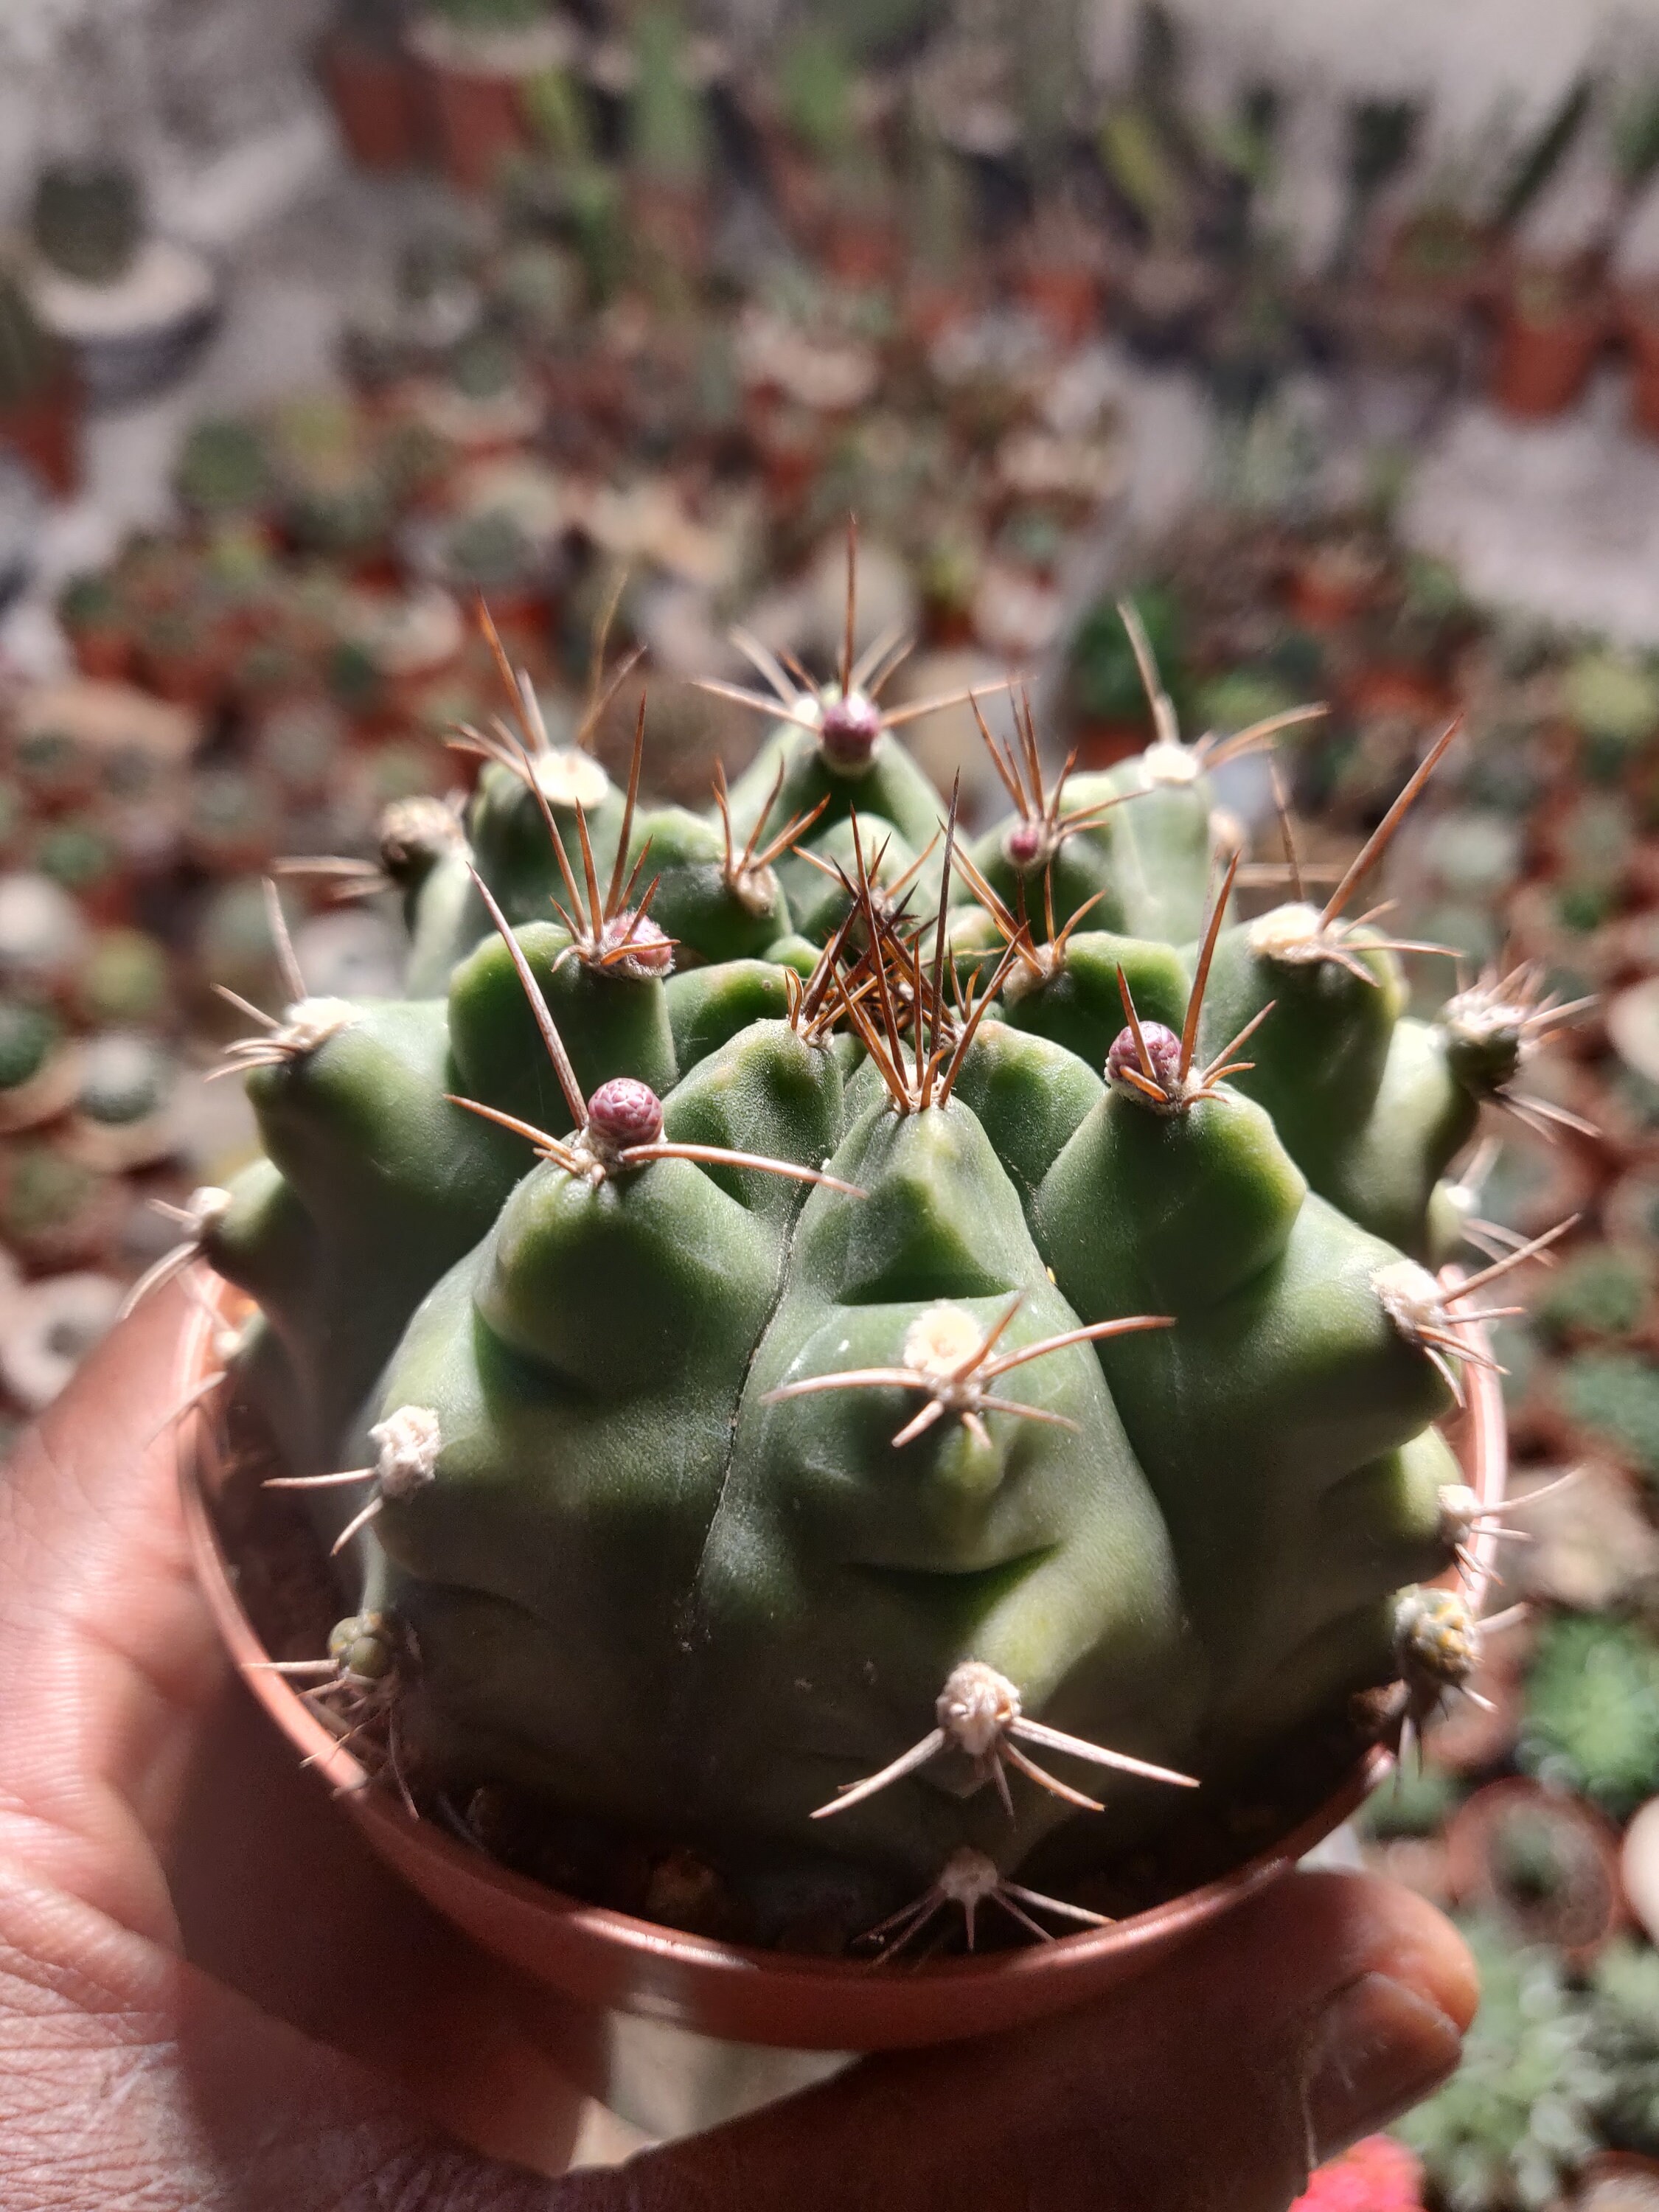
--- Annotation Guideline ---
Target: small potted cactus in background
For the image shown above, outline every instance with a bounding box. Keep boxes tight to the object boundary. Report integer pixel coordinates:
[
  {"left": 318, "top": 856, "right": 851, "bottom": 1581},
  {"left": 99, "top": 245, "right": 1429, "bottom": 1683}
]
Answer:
[
  {"left": 161, "top": 561, "right": 1561, "bottom": 2051},
  {"left": 411, "top": 0, "right": 577, "bottom": 194},
  {"left": 27, "top": 158, "right": 220, "bottom": 407},
  {"left": 318, "top": 0, "right": 425, "bottom": 174}
]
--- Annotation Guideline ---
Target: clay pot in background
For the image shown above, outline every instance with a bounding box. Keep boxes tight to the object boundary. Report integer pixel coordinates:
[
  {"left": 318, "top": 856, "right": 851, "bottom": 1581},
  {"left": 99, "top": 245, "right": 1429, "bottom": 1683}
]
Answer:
[
  {"left": 0, "top": 364, "right": 80, "bottom": 500},
  {"left": 1446, "top": 1777, "right": 1626, "bottom": 1966},
  {"left": 1489, "top": 268, "right": 1607, "bottom": 421},
  {"left": 319, "top": 34, "right": 427, "bottom": 173}
]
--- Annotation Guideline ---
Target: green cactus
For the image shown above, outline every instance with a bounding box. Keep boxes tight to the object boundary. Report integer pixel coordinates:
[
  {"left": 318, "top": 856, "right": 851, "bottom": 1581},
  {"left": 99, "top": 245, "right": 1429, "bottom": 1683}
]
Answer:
[
  {"left": 191, "top": 577, "right": 1569, "bottom": 1947},
  {"left": 1518, "top": 1613, "right": 1659, "bottom": 1817},
  {"left": 31, "top": 161, "right": 142, "bottom": 287},
  {"left": 1395, "top": 1916, "right": 1608, "bottom": 2212},
  {"left": 1559, "top": 1352, "right": 1659, "bottom": 1484}
]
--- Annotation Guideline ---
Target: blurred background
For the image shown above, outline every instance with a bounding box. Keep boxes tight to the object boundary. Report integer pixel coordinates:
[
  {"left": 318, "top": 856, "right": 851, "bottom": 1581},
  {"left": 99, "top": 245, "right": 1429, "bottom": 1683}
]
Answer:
[{"left": 6, "top": 4, "right": 1659, "bottom": 2205}]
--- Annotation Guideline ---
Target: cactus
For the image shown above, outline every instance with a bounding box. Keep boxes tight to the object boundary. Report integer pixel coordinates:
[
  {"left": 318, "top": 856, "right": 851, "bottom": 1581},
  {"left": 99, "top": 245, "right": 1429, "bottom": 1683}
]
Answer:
[
  {"left": 1517, "top": 1613, "right": 1659, "bottom": 1818},
  {"left": 187, "top": 566, "right": 1577, "bottom": 1949},
  {"left": 1395, "top": 1915, "right": 1608, "bottom": 2212},
  {"left": 31, "top": 160, "right": 142, "bottom": 287}
]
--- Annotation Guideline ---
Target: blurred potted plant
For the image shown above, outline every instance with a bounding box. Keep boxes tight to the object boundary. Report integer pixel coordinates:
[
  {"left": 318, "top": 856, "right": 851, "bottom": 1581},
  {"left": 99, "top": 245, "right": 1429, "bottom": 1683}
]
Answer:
[
  {"left": 625, "top": 5, "right": 714, "bottom": 282},
  {"left": 319, "top": 0, "right": 425, "bottom": 173},
  {"left": 1609, "top": 76, "right": 1659, "bottom": 437},
  {"left": 29, "top": 159, "right": 219, "bottom": 407},
  {"left": 0, "top": 262, "right": 77, "bottom": 498},
  {"left": 411, "top": 0, "right": 576, "bottom": 193}
]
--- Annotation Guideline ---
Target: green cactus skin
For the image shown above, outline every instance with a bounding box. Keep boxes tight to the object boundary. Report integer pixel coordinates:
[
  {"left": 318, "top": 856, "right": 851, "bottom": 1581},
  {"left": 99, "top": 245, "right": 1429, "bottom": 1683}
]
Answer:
[{"left": 202, "top": 596, "right": 1563, "bottom": 1944}]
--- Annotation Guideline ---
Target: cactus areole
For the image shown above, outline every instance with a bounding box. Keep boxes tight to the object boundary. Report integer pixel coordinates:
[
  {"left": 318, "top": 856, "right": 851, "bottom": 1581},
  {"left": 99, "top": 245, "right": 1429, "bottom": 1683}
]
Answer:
[{"left": 188, "top": 569, "right": 1560, "bottom": 1960}]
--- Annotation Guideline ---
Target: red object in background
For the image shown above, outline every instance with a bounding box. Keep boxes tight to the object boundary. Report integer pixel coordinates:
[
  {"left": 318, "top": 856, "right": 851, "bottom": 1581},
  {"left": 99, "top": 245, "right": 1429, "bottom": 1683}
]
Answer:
[
  {"left": 319, "top": 36, "right": 425, "bottom": 171},
  {"left": 1290, "top": 2135, "right": 1426, "bottom": 2212},
  {"left": 1074, "top": 719, "right": 1150, "bottom": 770},
  {"left": 422, "top": 58, "right": 527, "bottom": 194},
  {"left": 0, "top": 367, "right": 80, "bottom": 500},
  {"left": 822, "top": 212, "right": 903, "bottom": 291},
  {"left": 1489, "top": 292, "right": 1607, "bottom": 420},
  {"left": 1014, "top": 263, "right": 1102, "bottom": 350}
]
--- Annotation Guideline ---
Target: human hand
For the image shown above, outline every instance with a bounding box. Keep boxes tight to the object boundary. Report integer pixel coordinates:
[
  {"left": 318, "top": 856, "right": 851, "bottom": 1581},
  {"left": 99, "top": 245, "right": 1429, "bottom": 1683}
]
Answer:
[{"left": 0, "top": 1283, "right": 1476, "bottom": 2212}]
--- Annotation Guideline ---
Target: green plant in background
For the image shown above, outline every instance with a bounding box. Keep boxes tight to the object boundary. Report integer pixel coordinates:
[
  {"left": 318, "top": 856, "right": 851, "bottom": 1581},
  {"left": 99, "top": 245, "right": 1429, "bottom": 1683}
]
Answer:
[
  {"left": 31, "top": 160, "right": 142, "bottom": 286},
  {"left": 1328, "top": 97, "right": 1421, "bottom": 280},
  {"left": 1590, "top": 1941, "right": 1659, "bottom": 2157},
  {"left": 1535, "top": 1247, "right": 1652, "bottom": 1345},
  {"left": 1562, "top": 649, "right": 1659, "bottom": 782},
  {"left": 1396, "top": 1916, "right": 1608, "bottom": 2211},
  {"left": 173, "top": 417, "right": 274, "bottom": 521},
  {"left": 1559, "top": 1352, "right": 1659, "bottom": 1484},
  {"left": 1071, "top": 583, "right": 1185, "bottom": 725},
  {"left": 424, "top": 0, "right": 550, "bottom": 33},
  {"left": 1518, "top": 1613, "right": 1659, "bottom": 1816},
  {"left": 1357, "top": 1759, "right": 1462, "bottom": 1841},
  {"left": 188, "top": 577, "right": 1567, "bottom": 1949},
  {"left": 627, "top": 7, "right": 709, "bottom": 190}
]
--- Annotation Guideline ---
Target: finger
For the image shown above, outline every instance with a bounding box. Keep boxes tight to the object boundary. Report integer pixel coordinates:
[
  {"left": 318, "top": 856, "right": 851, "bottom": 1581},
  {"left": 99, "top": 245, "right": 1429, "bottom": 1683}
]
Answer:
[
  {"left": 0, "top": 1284, "right": 227, "bottom": 1945},
  {"left": 620, "top": 1870, "right": 1475, "bottom": 2212},
  {"left": 0, "top": 1289, "right": 620, "bottom": 2174}
]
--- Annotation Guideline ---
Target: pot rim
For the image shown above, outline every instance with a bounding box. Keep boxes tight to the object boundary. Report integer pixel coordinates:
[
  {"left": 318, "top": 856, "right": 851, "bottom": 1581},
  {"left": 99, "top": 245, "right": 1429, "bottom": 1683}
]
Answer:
[{"left": 175, "top": 1264, "right": 1507, "bottom": 2041}]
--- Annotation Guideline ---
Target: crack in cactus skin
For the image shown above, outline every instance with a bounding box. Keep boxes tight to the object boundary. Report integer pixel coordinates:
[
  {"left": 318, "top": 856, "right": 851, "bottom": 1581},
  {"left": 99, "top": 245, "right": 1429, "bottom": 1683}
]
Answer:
[{"left": 202, "top": 640, "right": 1552, "bottom": 1939}]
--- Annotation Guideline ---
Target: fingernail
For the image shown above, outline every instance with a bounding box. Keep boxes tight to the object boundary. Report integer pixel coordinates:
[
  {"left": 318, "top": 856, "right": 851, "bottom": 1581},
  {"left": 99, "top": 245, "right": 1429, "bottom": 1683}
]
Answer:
[{"left": 1304, "top": 1971, "right": 1464, "bottom": 2161}]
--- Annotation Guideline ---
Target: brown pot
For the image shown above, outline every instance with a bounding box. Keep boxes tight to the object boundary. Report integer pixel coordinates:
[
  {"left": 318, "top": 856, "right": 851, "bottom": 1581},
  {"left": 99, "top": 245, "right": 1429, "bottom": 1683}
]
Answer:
[
  {"left": 1073, "top": 719, "right": 1152, "bottom": 771},
  {"left": 175, "top": 1276, "right": 1509, "bottom": 2053},
  {"left": 1013, "top": 264, "right": 1101, "bottom": 351},
  {"left": 1489, "top": 285, "right": 1607, "bottom": 420},
  {"left": 320, "top": 35, "right": 425, "bottom": 173},
  {"left": 0, "top": 366, "right": 80, "bottom": 499},
  {"left": 1445, "top": 1776, "right": 1625, "bottom": 1966},
  {"left": 423, "top": 58, "right": 526, "bottom": 194}
]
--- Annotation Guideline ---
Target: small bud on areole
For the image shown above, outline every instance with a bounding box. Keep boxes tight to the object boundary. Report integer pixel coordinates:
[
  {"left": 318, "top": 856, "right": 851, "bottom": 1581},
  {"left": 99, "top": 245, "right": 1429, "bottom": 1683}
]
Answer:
[
  {"left": 817, "top": 691, "right": 883, "bottom": 770},
  {"left": 1392, "top": 1584, "right": 1477, "bottom": 1691},
  {"left": 597, "top": 912, "right": 675, "bottom": 977},
  {"left": 327, "top": 1610, "right": 401, "bottom": 1688},
  {"left": 1107, "top": 1019, "right": 1181, "bottom": 1093},
  {"left": 1003, "top": 818, "right": 1046, "bottom": 872},
  {"left": 587, "top": 1077, "right": 665, "bottom": 1152}
]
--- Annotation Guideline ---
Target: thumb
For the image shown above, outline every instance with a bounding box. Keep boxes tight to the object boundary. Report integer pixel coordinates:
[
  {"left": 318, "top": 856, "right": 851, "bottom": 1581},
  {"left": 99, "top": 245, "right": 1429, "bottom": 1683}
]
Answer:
[{"left": 611, "top": 1869, "right": 1476, "bottom": 2212}]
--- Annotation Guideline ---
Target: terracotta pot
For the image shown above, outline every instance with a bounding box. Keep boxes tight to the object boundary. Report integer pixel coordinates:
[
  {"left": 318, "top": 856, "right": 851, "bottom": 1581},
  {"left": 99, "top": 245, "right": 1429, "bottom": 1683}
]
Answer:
[
  {"left": 320, "top": 35, "right": 425, "bottom": 173},
  {"left": 1445, "top": 1776, "right": 1625, "bottom": 1966},
  {"left": 176, "top": 1273, "right": 1508, "bottom": 2052},
  {"left": 1489, "top": 286, "right": 1607, "bottom": 420},
  {"left": 423, "top": 58, "right": 526, "bottom": 194},
  {"left": 1014, "top": 263, "right": 1101, "bottom": 351},
  {"left": 1073, "top": 719, "right": 1152, "bottom": 771},
  {"left": 1341, "top": 663, "right": 1452, "bottom": 724},
  {"left": 0, "top": 366, "right": 80, "bottom": 499},
  {"left": 822, "top": 212, "right": 902, "bottom": 291},
  {"left": 1578, "top": 2152, "right": 1659, "bottom": 2211}
]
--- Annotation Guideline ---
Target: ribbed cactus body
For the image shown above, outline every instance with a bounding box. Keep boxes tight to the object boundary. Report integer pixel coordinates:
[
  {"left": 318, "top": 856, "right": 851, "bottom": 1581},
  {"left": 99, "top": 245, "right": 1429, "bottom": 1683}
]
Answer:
[{"left": 205, "top": 612, "right": 1536, "bottom": 1938}]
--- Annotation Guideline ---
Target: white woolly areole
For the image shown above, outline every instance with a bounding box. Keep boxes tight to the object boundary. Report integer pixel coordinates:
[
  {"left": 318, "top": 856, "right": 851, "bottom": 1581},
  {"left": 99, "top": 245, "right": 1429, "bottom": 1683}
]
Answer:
[
  {"left": 532, "top": 748, "right": 612, "bottom": 813},
  {"left": 279, "top": 999, "right": 359, "bottom": 1056},
  {"left": 1372, "top": 1259, "right": 1445, "bottom": 1343},
  {"left": 1441, "top": 986, "right": 1523, "bottom": 1049},
  {"left": 187, "top": 1185, "right": 233, "bottom": 1234},
  {"left": 1139, "top": 741, "right": 1200, "bottom": 788},
  {"left": 729, "top": 858, "right": 780, "bottom": 917},
  {"left": 1436, "top": 1482, "right": 1481, "bottom": 1545},
  {"left": 1248, "top": 902, "right": 1329, "bottom": 964},
  {"left": 937, "top": 1846, "right": 1002, "bottom": 1906},
  {"left": 903, "top": 1302, "right": 983, "bottom": 1377},
  {"left": 371, "top": 1405, "right": 443, "bottom": 1498},
  {"left": 936, "top": 1660, "right": 1020, "bottom": 1757}
]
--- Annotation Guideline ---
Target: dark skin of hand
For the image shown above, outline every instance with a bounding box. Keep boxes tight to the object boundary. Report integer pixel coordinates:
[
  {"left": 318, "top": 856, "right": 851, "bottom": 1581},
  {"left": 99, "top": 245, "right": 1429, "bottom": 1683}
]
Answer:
[{"left": 0, "top": 1284, "right": 1477, "bottom": 2212}]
